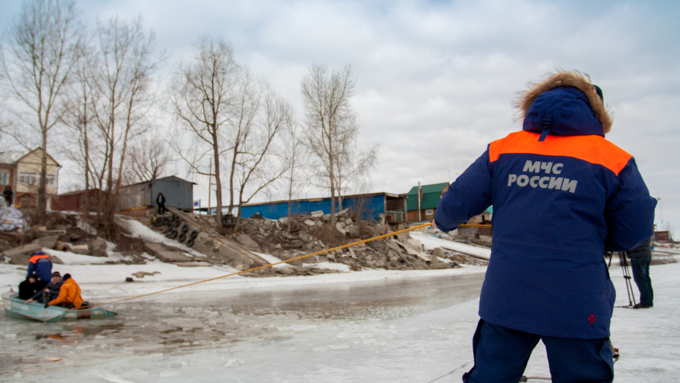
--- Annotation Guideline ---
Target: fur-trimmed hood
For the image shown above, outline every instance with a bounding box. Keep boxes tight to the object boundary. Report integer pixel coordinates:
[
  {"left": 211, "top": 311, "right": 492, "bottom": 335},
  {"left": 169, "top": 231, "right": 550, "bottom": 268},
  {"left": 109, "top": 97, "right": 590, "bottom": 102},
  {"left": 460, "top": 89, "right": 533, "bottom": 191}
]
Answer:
[{"left": 516, "top": 71, "right": 612, "bottom": 134}]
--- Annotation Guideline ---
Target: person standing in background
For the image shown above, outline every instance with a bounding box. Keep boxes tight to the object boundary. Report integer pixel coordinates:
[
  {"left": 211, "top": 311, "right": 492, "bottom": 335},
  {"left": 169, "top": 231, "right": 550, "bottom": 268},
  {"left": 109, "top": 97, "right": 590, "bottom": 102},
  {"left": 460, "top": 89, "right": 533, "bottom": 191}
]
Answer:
[
  {"left": 627, "top": 236, "right": 654, "bottom": 309},
  {"left": 157, "top": 192, "right": 167, "bottom": 215},
  {"left": 3, "top": 185, "right": 13, "bottom": 206}
]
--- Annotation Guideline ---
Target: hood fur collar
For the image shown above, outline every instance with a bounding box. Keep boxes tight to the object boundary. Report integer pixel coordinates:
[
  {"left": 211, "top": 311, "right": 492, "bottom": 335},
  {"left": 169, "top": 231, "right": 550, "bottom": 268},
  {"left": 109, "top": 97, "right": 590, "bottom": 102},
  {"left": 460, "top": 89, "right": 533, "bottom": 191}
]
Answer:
[{"left": 516, "top": 71, "right": 612, "bottom": 134}]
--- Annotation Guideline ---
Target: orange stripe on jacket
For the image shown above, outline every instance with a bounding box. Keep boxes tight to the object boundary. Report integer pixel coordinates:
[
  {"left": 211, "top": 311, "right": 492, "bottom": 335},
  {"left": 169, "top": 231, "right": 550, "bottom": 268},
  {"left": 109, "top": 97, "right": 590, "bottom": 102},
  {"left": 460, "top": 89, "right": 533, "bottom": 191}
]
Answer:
[
  {"left": 488, "top": 131, "right": 632, "bottom": 175},
  {"left": 28, "top": 254, "right": 50, "bottom": 264}
]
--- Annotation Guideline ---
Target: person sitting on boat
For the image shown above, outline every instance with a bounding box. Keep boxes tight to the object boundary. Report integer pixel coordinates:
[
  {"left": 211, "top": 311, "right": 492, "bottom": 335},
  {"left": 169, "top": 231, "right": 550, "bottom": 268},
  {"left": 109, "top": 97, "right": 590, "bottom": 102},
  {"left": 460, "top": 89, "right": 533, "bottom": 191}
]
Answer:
[
  {"left": 18, "top": 273, "right": 44, "bottom": 300},
  {"left": 48, "top": 273, "right": 83, "bottom": 309},
  {"left": 26, "top": 271, "right": 62, "bottom": 304},
  {"left": 27, "top": 251, "right": 53, "bottom": 284}
]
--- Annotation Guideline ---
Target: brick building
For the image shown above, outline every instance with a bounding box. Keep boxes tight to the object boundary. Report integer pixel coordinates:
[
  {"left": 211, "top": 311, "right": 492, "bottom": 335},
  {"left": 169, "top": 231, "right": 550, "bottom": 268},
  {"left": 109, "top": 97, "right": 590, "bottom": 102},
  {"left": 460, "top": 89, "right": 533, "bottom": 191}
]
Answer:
[{"left": 0, "top": 148, "right": 60, "bottom": 207}]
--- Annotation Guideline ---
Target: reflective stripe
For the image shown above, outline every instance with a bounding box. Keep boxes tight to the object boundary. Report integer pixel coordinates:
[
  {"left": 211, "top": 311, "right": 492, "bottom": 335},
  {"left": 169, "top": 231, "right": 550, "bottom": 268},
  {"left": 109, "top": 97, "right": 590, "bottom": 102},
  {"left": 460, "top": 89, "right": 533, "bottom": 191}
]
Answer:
[
  {"left": 28, "top": 254, "right": 50, "bottom": 264},
  {"left": 488, "top": 131, "right": 632, "bottom": 175}
]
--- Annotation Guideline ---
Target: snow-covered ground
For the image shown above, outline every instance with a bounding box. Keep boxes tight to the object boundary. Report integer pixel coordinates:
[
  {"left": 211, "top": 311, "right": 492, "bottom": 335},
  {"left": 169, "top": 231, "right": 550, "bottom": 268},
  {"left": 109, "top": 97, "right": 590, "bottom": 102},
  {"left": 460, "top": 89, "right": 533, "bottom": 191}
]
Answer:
[
  {"left": 1, "top": 235, "right": 678, "bottom": 382},
  {"left": 412, "top": 231, "right": 491, "bottom": 259}
]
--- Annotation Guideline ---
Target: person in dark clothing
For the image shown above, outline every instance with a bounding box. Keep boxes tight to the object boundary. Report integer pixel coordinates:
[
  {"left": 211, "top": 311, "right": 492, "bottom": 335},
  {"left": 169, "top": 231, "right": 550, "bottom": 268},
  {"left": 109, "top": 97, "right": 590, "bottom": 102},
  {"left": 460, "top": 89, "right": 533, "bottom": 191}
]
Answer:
[
  {"left": 156, "top": 192, "right": 167, "bottom": 215},
  {"left": 627, "top": 236, "right": 654, "bottom": 309},
  {"left": 18, "top": 273, "right": 44, "bottom": 300},
  {"left": 26, "top": 271, "right": 62, "bottom": 304},
  {"left": 27, "top": 251, "right": 53, "bottom": 283},
  {"left": 3, "top": 185, "right": 12, "bottom": 206},
  {"left": 434, "top": 71, "right": 656, "bottom": 383}
]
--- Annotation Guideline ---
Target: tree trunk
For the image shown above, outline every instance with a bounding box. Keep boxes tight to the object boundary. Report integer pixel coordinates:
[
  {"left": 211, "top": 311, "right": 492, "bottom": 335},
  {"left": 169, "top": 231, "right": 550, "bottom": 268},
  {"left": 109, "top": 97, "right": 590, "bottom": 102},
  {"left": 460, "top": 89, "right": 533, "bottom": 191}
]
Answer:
[
  {"left": 328, "top": 129, "right": 336, "bottom": 227},
  {"left": 212, "top": 127, "right": 224, "bottom": 229},
  {"left": 36, "top": 138, "right": 49, "bottom": 220}
]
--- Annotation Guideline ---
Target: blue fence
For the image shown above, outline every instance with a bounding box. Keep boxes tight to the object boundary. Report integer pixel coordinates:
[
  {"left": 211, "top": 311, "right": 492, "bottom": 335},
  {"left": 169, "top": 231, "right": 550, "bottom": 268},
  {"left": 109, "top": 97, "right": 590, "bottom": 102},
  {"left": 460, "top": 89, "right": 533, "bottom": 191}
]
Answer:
[{"left": 239, "top": 194, "right": 386, "bottom": 221}]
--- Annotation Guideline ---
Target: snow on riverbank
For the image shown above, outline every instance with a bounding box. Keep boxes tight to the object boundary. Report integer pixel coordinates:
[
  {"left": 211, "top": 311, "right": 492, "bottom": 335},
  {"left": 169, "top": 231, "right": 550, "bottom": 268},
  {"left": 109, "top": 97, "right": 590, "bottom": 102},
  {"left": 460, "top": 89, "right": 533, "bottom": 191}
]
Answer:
[
  {"left": 116, "top": 217, "right": 207, "bottom": 258},
  {"left": 411, "top": 231, "right": 491, "bottom": 259}
]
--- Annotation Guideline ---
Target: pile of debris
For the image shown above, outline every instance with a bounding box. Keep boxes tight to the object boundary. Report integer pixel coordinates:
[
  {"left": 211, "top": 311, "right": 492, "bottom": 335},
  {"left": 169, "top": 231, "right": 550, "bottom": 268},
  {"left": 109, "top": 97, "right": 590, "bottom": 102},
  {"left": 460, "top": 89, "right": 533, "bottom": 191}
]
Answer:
[
  {"left": 220, "top": 209, "right": 464, "bottom": 276},
  {"left": 0, "top": 211, "right": 148, "bottom": 265}
]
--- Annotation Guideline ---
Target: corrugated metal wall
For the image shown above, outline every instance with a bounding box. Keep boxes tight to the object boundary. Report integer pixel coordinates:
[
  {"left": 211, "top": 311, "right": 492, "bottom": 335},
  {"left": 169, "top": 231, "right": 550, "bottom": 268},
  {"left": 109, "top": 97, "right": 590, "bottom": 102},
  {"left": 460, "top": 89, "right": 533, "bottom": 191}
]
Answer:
[
  {"left": 151, "top": 179, "right": 193, "bottom": 210},
  {"left": 239, "top": 194, "right": 386, "bottom": 221},
  {"left": 119, "top": 177, "right": 194, "bottom": 211}
]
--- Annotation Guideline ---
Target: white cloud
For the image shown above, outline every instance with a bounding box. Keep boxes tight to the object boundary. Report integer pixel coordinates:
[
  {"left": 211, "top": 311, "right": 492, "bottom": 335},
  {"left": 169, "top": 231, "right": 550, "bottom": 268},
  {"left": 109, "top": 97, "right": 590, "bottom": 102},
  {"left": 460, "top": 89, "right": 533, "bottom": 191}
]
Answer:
[{"left": 1, "top": 0, "right": 678, "bottom": 235}]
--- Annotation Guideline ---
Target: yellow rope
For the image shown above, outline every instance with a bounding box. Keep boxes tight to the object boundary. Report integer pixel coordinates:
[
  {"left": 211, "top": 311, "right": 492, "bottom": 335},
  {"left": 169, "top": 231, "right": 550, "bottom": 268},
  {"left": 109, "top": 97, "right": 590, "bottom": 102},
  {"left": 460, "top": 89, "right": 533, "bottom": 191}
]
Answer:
[{"left": 93, "top": 222, "right": 434, "bottom": 307}]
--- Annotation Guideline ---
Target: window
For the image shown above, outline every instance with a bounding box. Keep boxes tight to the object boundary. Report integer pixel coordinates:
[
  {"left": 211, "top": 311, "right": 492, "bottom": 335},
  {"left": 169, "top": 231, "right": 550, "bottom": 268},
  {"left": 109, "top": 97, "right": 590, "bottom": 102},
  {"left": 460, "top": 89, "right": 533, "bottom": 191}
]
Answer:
[
  {"left": 0, "top": 171, "right": 8, "bottom": 185},
  {"left": 425, "top": 209, "right": 434, "bottom": 216},
  {"left": 18, "top": 172, "right": 55, "bottom": 185},
  {"left": 19, "top": 172, "right": 37, "bottom": 185}
]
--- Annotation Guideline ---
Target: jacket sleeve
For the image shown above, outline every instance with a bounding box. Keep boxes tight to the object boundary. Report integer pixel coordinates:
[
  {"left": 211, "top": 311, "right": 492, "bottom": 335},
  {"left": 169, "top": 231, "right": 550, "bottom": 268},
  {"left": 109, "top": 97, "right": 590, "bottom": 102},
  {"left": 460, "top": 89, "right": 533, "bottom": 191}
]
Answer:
[
  {"left": 604, "top": 158, "right": 657, "bottom": 252},
  {"left": 48, "top": 284, "right": 68, "bottom": 306},
  {"left": 27, "top": 261, "right": 35, "bottom": 277},
  {"left": 435, "top": 149, "right": 493, "bottom": 232},
  {"left": 30, "top": 282, "right": 49, "bottom": 301}
]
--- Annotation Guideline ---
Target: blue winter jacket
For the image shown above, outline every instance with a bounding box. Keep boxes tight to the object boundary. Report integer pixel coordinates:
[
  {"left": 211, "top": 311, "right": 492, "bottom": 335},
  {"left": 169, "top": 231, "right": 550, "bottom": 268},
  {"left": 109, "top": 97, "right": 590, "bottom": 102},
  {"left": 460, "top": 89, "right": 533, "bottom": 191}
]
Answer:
[
  {"left": 27, "top": 252, "right": 53, "bottom": 283},
  {"left": 435, "top": 86, "right": 656, "bottom": 339}
]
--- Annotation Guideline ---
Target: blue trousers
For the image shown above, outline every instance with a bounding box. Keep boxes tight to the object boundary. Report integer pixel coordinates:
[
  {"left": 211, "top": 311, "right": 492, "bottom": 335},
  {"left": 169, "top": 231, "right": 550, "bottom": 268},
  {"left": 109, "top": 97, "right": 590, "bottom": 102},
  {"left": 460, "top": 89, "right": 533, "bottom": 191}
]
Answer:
[
  {"left": 630, "top": 256, "right": 654, "bottom": 307},
  {"left": 463, "top": 320, "right": 614, "bottom": 383}
]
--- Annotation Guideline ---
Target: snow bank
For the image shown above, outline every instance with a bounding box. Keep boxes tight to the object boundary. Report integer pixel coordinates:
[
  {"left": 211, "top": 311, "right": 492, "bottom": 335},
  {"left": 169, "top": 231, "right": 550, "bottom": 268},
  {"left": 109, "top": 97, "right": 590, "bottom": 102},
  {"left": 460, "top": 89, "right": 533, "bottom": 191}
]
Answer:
[
  {"left": 116, "top": 217, "right": 206, "bottom": 258},
  {"left": 411, "top": 231, "right": 491, "bottom": 259},
  {"left": 43, "top": 249, "right": 111, "bottom": 265}
]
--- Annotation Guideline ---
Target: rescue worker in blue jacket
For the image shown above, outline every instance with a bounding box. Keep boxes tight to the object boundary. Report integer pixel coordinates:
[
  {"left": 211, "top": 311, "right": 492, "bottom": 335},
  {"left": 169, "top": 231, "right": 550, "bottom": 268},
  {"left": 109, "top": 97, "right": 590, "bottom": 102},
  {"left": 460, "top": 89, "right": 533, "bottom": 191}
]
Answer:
[
  {"left": 434, "top": 71, "right": 656, "bottom": 383},
  {"left": 27, "top": 251, "right": 53, "bottom": 284}
]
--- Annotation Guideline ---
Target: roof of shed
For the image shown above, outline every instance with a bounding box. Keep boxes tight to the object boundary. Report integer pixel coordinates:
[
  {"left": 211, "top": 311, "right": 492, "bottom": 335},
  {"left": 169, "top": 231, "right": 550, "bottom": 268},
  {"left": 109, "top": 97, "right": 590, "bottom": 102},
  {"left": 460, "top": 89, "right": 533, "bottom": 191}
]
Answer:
[{"left": 406, "top": 182, "right": 450, "bottom": 211}]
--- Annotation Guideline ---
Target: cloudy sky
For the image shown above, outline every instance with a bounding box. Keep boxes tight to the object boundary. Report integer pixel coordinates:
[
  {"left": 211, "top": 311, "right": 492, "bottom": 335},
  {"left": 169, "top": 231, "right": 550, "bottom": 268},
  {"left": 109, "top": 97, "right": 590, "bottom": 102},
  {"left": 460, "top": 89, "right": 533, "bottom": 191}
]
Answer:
[{"left": 1, "top": 0, "right": 678, "bottom": 235}]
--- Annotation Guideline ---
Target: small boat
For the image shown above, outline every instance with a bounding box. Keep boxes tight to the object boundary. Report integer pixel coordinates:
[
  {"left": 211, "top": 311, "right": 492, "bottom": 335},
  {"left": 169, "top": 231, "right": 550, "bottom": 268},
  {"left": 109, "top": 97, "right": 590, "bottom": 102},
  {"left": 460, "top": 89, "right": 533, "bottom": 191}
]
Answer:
[{"left": 2, "top": 293, "right": 117, "bottom": 323}]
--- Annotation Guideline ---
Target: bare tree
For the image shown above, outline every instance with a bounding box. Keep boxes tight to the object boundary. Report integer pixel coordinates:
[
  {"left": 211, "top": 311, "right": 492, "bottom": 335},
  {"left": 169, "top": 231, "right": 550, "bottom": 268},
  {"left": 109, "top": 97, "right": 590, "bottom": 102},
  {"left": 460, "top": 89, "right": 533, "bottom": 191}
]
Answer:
[
  {"left": 228, "top": 79, "right": 292, "bottom": 223},
  {"left": 279, "top": 116, "right": 307, "bottom": 232},
  {"left": 333, "top": 127, "right": 378, "bottom": 205},
  {"left": 169, "top": 37, "right": 239, "bottom": 229},
  {"left": 0, "top": 0, "right": 85, "bottom": 219},
  {"left": 127, "top": 135, "right": 172, "bottom": 182},
  {"left": 60, "top": 43, "right": 96, "bottom": 193},
  {"left": 301, "top": 63, "right": 377, "bottom": 226},
  {"left": 89, "top": 16, "right": 160, "bottom": 234}
]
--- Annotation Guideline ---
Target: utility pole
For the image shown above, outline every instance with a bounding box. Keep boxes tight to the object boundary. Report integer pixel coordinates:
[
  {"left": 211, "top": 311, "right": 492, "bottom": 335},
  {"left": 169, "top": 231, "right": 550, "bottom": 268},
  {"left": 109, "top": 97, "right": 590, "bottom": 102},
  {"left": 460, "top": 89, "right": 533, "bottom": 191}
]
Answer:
[
  {"left": 208, "top": 162, "right": 212, "bottom": 215},
  {"left": 418, "top": 181, "right": 422, "bottom": 222}
]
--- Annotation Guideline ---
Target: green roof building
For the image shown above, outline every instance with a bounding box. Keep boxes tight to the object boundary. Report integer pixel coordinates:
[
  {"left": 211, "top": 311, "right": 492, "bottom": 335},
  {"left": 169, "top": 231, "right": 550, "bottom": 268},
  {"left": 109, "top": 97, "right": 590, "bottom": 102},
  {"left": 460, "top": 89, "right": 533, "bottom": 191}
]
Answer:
[{"left": 406, "top": 182, "right": 449, "bottom": 222}]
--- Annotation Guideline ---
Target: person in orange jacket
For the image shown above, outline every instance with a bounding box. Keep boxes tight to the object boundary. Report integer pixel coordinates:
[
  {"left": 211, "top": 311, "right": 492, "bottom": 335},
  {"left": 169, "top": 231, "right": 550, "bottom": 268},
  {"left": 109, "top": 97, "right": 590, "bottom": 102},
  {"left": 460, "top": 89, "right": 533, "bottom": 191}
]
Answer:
[{"left": 48, "top": 273, "right": 83, "bottom": 309}]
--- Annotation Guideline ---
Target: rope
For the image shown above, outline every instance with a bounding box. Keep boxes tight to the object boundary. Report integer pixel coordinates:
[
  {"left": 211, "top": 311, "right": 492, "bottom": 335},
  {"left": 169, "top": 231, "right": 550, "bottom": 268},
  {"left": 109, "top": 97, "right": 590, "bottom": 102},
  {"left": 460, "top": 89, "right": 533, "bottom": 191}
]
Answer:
[{"left": 93, "top": 222, "right": 434, "bottom": 307}]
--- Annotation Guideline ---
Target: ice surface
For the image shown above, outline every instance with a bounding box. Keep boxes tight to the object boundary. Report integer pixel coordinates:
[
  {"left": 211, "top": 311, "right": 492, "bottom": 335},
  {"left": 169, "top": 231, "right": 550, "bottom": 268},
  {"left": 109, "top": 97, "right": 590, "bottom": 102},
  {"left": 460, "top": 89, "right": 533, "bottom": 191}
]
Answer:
[{"left": 1, "top": 243, "right": 678, "bottom": 382}]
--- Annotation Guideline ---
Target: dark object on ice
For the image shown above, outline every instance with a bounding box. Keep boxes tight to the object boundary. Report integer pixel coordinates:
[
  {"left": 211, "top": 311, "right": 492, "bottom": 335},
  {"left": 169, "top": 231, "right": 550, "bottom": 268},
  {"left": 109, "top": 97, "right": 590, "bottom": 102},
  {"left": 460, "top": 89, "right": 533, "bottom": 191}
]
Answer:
[
  {"left": 125, "top": 277, "right": 134, "bottom": 282},
  {"left": 611, "top": 251, "right": 638, "bottom": 307},
  {"left": 633, "top": 303, "right": 651, "bottom": 309}
]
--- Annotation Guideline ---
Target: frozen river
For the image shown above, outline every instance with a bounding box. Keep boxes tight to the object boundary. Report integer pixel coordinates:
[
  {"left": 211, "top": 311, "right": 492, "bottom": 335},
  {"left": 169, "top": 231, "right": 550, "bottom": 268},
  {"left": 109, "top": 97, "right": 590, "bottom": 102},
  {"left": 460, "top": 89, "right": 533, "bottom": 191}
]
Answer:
[{"left": 0, "top": 272, "right": 485, "bottom": 381}]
